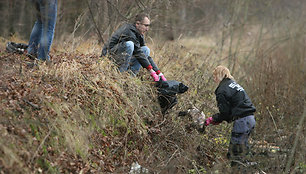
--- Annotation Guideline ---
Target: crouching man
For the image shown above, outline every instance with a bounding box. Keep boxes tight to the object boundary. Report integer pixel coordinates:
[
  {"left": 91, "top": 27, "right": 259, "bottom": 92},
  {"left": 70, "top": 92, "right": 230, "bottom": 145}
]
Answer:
[{"left": 101, "top": 13, "right": 166, "bottom": 82}]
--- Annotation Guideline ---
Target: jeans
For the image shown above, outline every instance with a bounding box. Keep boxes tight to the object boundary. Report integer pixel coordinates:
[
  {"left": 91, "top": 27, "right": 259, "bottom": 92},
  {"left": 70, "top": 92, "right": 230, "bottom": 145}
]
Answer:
[
  {"left": 27, "top": 0, "right": 57, "bottom": 61},
  {"left": 227, "top": 115, "right": 256, "bottom": 165},
  {"left": 111, "top": 41, "right": 150, "bottom": 74}
]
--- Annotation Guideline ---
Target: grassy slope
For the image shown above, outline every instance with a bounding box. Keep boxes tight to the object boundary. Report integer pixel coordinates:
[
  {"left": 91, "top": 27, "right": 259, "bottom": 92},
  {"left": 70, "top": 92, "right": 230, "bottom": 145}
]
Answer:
[{"left": 0, "top": 29, "right": 305, "bottom": 174}]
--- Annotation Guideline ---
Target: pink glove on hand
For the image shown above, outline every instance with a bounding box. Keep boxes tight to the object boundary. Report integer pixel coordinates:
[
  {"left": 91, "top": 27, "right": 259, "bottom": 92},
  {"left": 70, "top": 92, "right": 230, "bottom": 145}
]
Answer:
[
  {"left": 150, "top": 71, "right": 159, "bottom": 81},
  {"left": 158, "top": 73, "right": 167, "bottom": 81},
  {"left": 205, "top": 117, "right": 216, "bottom": 126}
]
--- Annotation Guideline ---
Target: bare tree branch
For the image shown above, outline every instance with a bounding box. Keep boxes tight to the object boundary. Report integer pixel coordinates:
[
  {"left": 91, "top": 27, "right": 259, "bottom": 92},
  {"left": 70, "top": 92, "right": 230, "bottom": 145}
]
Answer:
[
  {"left": 106, "top": 0, "right": 128, "bottom": 21},
  {"left": 86, "top": 0, "right": 105, "bottom": 44}
]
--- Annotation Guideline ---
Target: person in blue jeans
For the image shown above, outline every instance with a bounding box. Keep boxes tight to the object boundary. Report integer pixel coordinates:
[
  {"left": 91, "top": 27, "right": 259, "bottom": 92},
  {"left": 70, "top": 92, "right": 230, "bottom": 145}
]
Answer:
[
  {"left": 204, "top": 65, "right": 256, "bottom": 167},
  {"left": 101, "top": 13, "right": 166, "bottom": 81},
  {"left": 27, "top": 0, "right": 57, "bottom": 61}
]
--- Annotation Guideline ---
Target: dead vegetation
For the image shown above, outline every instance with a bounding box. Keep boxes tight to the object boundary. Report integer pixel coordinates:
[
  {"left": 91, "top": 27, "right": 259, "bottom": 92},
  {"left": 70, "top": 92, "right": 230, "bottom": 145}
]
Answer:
[
  {"left": 0, "top": 28, "right": 305, "bottom": 173},
  {"left": 0, "top": 0, "right": 305, "bottom": 173}
]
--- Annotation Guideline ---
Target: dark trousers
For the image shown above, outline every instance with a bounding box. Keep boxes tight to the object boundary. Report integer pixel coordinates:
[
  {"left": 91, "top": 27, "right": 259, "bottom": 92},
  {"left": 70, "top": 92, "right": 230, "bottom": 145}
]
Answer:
[{"left": 227, "top": 115, "right": 255, "bottom": 166}]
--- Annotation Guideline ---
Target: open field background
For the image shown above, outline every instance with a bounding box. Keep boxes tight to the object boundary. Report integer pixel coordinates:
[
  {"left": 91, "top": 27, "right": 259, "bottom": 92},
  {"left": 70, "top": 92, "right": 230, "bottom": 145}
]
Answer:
[{"left": 0, "top": 0, "right": 305, "bottom": 173}]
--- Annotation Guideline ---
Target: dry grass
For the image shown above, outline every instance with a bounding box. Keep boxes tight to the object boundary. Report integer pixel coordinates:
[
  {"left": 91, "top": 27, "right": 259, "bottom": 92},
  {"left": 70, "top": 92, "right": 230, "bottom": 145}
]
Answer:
[{"left": 0, "top": 19, "right": 305, "bottom": 174}]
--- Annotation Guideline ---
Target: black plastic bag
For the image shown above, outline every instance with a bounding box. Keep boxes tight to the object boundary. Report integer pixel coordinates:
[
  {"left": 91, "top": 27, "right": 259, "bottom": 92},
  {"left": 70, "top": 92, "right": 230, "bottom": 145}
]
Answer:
[{"left": 156, "top": 80, "right": 188, "bottom": 114}]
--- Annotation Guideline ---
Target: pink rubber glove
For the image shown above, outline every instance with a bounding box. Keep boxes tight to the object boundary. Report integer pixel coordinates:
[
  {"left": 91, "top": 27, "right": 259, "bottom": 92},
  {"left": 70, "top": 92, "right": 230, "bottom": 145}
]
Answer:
[
  {"left": 150, "top": 71, "right": 159, "bottom": 81},
  {"left": 205, "top": 117, "right": 214, "bottom": 126},
  {"left": 159, "top": 73, "right": 167, "bottom": 81}
]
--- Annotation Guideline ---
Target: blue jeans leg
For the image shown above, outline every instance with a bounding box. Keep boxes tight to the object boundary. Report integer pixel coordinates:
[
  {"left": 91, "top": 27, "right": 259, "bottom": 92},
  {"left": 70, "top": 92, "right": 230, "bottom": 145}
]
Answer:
[
  {"left": 27, "top": 0, "right": 57, "bottom": 61},
  {"left": 27, "top": 20, "right": 42, "bottom": 57},
  {"left": 130, "top": 46, "right": 150, "bottom": 75},
  {"left": 117, "top": 41, "right": 134, "bottom": 72}
]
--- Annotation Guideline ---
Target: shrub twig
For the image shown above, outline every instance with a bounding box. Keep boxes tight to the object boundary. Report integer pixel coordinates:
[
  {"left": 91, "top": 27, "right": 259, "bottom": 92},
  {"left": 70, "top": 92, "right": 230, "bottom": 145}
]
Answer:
[
  {"left": 285, "top": 106, "right": 305, "bottom": 173},
  {"left": 267, "top": 108, "right": 281, "bottom": 140},
  {"left": 30, "top": 120, "right": 56, "bottom": 164}
]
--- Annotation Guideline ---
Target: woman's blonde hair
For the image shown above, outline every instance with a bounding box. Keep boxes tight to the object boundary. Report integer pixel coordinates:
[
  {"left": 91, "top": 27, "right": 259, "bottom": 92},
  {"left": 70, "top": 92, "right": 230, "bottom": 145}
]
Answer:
[{"left": 213, "top": 65, "right": 234, "bottom": 81}]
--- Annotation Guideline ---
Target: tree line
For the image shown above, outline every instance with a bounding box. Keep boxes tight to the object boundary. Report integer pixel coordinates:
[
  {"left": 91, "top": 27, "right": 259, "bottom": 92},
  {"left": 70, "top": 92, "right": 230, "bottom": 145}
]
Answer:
[{"left": 1, "top": 0, "right": 304, "bottom": 43}]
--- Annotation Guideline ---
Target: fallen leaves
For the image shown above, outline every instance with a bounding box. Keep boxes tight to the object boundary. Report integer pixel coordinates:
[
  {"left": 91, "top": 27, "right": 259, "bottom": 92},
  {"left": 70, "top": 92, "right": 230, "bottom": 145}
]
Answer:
[{"left": 0, "top": 50, "right": 151, "bottom": 173}]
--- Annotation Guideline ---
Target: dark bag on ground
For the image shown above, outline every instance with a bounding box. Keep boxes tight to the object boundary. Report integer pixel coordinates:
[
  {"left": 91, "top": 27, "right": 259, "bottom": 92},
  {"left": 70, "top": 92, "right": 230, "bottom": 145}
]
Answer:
[{"left": 156, "top": 80, "right": 188, "bottom": 114}]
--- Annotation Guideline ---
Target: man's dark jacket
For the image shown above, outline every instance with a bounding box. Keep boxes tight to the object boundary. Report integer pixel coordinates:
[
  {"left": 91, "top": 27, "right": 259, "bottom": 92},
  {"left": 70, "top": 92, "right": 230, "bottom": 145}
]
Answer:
[
  {"left": 212, "top": 78, "right": 256, "bottom": 123},
  {"left": 101, "top": 23, "right": 159, "bottom": 71}
]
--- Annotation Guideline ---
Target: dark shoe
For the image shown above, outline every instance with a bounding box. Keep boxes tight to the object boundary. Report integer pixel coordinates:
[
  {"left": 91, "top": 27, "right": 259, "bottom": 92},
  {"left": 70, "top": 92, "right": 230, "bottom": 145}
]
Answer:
[
  {"left": 6, "top": 41, "right": 38, "bottom": 60},
  {"left": 6, "top": 42, "right": 28, "bottom": 54},
  {"left": 26, "top": 52, "right": 38, "bottom": 60}
]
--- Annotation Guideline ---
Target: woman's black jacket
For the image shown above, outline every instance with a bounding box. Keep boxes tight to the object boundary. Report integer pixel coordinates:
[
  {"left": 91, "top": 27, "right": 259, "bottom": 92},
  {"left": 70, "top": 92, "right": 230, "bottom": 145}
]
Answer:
[{"left": 212, "top": 78, "right": 256, "bottom": 123}]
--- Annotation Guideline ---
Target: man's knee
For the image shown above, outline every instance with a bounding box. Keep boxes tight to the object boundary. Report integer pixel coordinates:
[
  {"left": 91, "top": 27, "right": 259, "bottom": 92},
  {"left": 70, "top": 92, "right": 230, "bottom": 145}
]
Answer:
[
  {"left": 141, "top": 46, "right": 150, "bottom": 57},
  {"left": 125, "top": 41, "right": 134, "bottom": 54}
]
